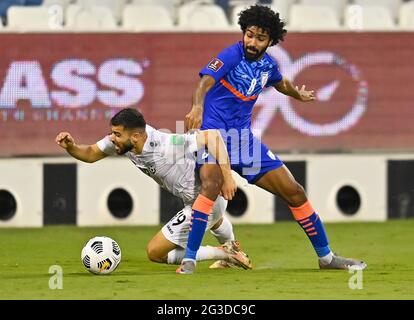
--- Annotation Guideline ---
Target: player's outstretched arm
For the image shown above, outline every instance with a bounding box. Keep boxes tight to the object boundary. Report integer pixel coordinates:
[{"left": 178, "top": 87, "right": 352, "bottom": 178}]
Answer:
[
  {"left": 195, "top": 129, "right": 237, "bottom": 200},
  {"left": 55, "top": 132, "right": 107, "bottom": 163},
  {"left": 274, "top": 77, "right": 315, "bottom": 102},
  {"left": 185, "top": 75, "right": 216, "bottom": 131}
]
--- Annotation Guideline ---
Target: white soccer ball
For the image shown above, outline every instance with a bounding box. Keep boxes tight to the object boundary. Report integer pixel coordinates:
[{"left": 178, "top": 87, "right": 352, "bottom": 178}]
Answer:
[{"left": 81, "top": 236, "right": 121, "bottom": 275}]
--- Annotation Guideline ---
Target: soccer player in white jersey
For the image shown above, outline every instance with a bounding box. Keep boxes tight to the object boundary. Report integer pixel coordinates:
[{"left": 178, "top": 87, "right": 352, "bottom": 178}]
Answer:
[{"left": 56, "top": 108, "right": 252, "bottom": 272}]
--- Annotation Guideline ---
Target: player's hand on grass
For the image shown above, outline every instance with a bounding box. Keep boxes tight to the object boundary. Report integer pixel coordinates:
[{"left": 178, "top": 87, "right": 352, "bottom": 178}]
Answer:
[
  {"left": 185, "top": 106, "right": 203, "bottom": 131},
  {"left": 56, "top": 132, "right": 75, "bottom": 149},
  {"left": 296, "top": 85, "right": 315, "bottom": 102},
  {"left": 221, "top": 175, "right": 237, "bottom": 201}
]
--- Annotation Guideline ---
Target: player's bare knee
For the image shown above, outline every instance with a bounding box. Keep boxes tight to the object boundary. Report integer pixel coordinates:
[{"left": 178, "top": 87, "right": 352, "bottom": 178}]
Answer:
[
  {"left": 146, "top": 244, "right": 163, "bottom": 263},
  {"left": 200, "top": 165, "right": 224, "bottom": 193},
  {"left": 200, "top": 168, "right": 223, "bottom": 198},
  {"left": 201, "top": 178, "right": 223, "bottom": 196}
]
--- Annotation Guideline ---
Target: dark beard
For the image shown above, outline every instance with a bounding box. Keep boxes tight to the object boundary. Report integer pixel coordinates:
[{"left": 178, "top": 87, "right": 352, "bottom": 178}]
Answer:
[
  {"left": 243, "top": 45, "right": 265, "bottom": 61},
  {"left": 116, "top": 141, "right": 134, "bottom": 155}
]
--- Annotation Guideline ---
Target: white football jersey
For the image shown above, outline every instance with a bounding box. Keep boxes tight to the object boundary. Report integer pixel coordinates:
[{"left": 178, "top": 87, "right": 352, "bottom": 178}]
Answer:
[{"left": 96, "top": 125, "right": 201, "bottom": 205}]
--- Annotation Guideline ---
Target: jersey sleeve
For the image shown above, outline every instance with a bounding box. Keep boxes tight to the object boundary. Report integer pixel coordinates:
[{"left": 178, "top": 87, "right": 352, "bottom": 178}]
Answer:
[
  {"left": 96, "top": 135, "right": 117, "bottom": 155},
  {"left": 266, "top": 61, "right": 283, "bottom": 87},
  {"left": 199, "top": 43, "right": 242, "bottom": 82}
]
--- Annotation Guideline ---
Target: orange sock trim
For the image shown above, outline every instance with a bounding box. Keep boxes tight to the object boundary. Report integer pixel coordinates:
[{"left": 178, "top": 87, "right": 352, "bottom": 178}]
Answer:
[
  {"left": 299, "top": 218, "right": 310, "bottom": 224},
  {"left": 192, "top": 194, "right": 215, "bottom": 215},
  {"left": 289, "top": 201, "right": 315, "bottom": 221},
  {"left": 302, "top": 222, "right": 313, "bottom": 229}
]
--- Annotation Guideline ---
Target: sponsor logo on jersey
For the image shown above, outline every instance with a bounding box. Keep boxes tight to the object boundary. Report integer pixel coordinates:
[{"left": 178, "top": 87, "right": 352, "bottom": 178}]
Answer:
[
  {"left": 207, "top": 58, "right": 224, "bottom": 72},
  {"left": 167, "top": 225, "right": 174, "bottom": 234}
]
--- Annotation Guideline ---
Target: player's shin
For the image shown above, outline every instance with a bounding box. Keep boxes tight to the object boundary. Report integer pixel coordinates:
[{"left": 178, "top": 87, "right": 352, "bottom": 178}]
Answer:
[
  {"left": 183, "top": 194, "right": 215, "bottom": 261},
  {"left": 289, "top": 201, "right": 333, "bottom": 262}
]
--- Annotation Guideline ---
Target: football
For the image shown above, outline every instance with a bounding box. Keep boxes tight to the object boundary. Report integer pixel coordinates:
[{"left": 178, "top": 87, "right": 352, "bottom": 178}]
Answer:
[{"left": 81, "top": 236, "right": 121, "bottom": 275}]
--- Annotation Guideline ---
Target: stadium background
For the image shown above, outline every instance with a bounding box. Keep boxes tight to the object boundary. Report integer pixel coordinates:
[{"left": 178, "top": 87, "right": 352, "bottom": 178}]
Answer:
[{"left": 0, "top": 0, "right": 414, "bottom": 301}]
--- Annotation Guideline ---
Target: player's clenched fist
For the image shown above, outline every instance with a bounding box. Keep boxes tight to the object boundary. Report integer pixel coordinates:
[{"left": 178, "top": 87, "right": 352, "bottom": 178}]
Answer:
[{"left": 55, "top": 132, "right": 75, "bottom": 149}]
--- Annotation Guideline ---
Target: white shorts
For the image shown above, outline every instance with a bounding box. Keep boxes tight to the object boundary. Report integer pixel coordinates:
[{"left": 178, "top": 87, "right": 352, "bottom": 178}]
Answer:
[{"left": 161, "top": 196, "right": 227, "bottom": 248}]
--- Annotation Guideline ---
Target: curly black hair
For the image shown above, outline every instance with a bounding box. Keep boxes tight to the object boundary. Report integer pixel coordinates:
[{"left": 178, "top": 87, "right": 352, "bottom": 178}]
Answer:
[{"left": 238, "top": 4, "right": 287, "bottom": 46}]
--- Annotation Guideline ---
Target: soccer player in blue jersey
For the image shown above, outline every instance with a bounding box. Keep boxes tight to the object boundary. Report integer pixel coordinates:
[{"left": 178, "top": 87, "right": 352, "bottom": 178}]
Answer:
[{"left": 178, "top": 4, "right": 367, "bottom": 274}]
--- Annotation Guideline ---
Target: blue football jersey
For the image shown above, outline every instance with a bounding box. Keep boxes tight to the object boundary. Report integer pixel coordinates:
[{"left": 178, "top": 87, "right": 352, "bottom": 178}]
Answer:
[{"left": 199, "top": 41, "right": 283, "bottom": 131}]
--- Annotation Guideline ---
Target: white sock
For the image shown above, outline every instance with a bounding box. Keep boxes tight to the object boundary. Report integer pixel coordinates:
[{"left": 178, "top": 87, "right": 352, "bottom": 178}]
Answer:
[
  {"left": 210, "top": 216, "right": 235, "bottom": 244},
  {"left": 167, "top": 246, "right": 228, "bottom": 265},
  {"left": 167, "top": 248, "right": 185, "bottom": 264},
  {"left": 197, "top": 246, "right": 228, "bottom": 261},
  {"left": 318, "top": 251, "right": 334, "bottom": 265}
]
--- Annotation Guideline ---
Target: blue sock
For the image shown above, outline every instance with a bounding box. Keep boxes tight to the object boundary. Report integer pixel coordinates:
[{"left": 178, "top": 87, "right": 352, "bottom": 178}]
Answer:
[
  {"left": 297, "top": 212, "right": 331, "bottom": 257},
  {"left": 184, "top": 210, "right": 209, "bottom": 260}
]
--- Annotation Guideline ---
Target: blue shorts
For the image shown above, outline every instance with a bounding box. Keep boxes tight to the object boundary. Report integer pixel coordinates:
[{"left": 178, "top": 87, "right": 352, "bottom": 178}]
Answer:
[{"left": 195, "top": 131, "right": 284, "bottom": 184}]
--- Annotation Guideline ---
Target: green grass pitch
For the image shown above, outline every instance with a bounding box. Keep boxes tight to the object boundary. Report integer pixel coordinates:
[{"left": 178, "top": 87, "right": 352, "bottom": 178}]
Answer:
[{"left": 1, "top": 220, "right": 414, "bottom": 300}]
